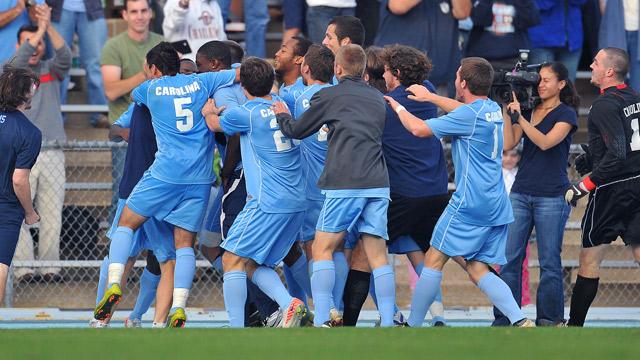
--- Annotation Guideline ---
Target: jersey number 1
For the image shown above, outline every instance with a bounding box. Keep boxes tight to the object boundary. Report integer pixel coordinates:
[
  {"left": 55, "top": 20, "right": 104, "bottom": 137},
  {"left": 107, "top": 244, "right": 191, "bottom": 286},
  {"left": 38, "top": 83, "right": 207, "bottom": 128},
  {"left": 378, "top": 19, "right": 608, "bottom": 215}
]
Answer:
[
  {"left": 174, "top": 98, "right": 194, "bottom": 132},
  {"left": 631, "top": 118, "right": 640, "bottom": 152}
]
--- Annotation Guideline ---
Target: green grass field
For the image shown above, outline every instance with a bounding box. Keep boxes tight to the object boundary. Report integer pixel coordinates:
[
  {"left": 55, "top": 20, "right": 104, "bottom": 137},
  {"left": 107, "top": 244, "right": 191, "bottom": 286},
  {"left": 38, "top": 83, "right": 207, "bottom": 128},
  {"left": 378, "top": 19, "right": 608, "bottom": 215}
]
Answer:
[{"left": 1, "top": 328, "right": 638, "bottom": 360}]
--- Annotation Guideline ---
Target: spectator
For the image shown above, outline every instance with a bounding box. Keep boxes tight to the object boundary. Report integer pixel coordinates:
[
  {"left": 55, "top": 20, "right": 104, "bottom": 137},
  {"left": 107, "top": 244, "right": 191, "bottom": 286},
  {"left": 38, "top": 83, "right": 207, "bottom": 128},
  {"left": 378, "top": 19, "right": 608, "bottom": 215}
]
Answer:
[
  {"left": 48, "top": 0, "right": 109, "bottom": 128},
  {"left": 7, "top": 4, "right": 71, "bottom": 283},
  {"left": 0, "top": 66, "right": 42, "bottom": 301},
  {"left": 374, "top": 0, "right": 472, "bottom": 93},
  {"left": 495, "top": 62, "right": 579, "bottom": 326},
  {"left": 465, "top": 0, "right": 540, "bottom": 70},
  {"left": 162, "top": 0, "right": 226, "bottom": 61},
  {"left": 306, "top": 0, "right": 356, "bottom": 44},
  {"left": 527, "top": 0, "right": 587, "bottom": 82},
  {"left": 219, "top": 0, "right": 269, "bottom": 57},
  {"left": 101, "top": 0, "right": 163, "bottom": 223},
  {"left": 355, "top": 0, "right": 379, "bottom": 47},
  {"left": 282, "top": 0, "right": 306, "bottom": 44},
  {"left": 0, "top": 0, "right": 31, "bottom": 65},
  {"left": 599, "top": 0, "right": 640, "bottom": 90}
]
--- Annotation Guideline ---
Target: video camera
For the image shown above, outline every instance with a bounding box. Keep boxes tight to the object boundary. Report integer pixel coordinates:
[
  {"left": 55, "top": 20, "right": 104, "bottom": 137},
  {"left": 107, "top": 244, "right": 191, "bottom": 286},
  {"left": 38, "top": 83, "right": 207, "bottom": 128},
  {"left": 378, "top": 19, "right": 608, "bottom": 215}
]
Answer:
[{"left": 490, "top": 50, "right": 542, "bottom": 111}]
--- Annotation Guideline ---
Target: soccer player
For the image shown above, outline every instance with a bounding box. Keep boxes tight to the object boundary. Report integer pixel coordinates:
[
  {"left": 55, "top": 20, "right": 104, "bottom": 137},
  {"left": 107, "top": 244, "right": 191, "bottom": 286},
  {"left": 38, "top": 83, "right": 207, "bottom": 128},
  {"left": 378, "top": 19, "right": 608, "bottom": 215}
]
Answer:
[
  {"left": 565, "top": 48, "right": 640, "bottom": 326},
  {"left": 203, "top": 57, "right": 307, "bottom": 328},
  {"left": 384, "top": 57, "right": 534, "bottom": 327},
  {"left": 94, "top": 42, "right": 239, "bottom": 327},
  {"left": 273, "top": 44, "right": 397, "bottom": 327},
  {"left": 275, "top": 36, "right": 311, "bottom": 123}
]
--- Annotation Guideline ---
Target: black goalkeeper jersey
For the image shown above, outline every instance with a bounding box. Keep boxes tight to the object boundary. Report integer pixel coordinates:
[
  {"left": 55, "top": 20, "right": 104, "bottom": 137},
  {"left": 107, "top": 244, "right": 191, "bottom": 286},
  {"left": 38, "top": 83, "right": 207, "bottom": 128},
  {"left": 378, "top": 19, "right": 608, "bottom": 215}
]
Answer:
[{"left": 588, "top": 84, "right": 640, "bottom": 185}]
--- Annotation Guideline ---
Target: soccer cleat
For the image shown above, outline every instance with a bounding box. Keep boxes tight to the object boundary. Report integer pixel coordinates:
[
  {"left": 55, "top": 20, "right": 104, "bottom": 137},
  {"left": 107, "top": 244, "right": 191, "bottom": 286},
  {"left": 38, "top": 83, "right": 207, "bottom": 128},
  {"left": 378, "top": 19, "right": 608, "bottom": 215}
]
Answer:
[
  {"left": 433, "top": 320, "right": 446, "bottom": 327},
  {"left": 302, "top": 308, "right": 315, "bottom": 327},
  {"left": 93, "top": 283, "right": 122, "bottom": 321},
  {"left": 247, "top": 310, "right": 264, "bottom": 328},
  {"left": 151, "top": 322, "right": 166, "bottom": 328},
  {"left": 513, "top": 318, "right": 536, "bottom": 327},
  {"left": 124, "top": 318, "right": 142, "bottom": 328},
  {"left": 281, "top": 298, "right": 306, "bottom": 328},
  {"left": 89, "top": 318, "right": 109, "bottom": 328},
  {"left": 328, "top": 308, "right": 344, "bottom": 327},
  {"left": 374, "top": 310, "right": 406, "bottom": 327},
  {"left": 264, "top": 309, "right": 283, "bottom": 328},
  {"left": 166, "top": 308, "right": 187, "bottom": 328}
]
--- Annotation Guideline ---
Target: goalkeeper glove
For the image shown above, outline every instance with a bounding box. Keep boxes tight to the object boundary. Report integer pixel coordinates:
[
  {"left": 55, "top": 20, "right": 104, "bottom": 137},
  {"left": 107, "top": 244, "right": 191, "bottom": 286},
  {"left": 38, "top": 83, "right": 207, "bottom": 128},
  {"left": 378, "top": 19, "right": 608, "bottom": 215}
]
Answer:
[
  {"left": 565, "top": 176, "right": 596, "bottom": 206},
  {"left": 574, "top": 144, "right": 593, "bottom": 176}
]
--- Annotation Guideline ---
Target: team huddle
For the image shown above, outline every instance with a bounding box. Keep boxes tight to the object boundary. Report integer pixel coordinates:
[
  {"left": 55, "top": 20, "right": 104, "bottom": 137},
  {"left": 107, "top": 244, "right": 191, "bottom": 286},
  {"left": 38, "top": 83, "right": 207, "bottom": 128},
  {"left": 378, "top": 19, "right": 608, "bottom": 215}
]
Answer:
[{"left": 89, "top": 16, "right": 640, "bottom": 329}]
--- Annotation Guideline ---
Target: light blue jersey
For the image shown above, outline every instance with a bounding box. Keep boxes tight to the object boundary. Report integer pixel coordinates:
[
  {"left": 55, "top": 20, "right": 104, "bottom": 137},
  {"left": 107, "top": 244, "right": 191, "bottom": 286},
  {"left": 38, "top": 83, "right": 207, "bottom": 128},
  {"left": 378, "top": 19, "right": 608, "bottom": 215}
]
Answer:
[
  {"left": 114, "top": 103, "right": 133, "bottom": 128},
  {"left": 214, "top": 83, "right": 247, "bottom": 170},
  {"left": 294, "top": 83, "right": 332, "bottom": 201},
  {"left": 426, "top": 99, "right": 513, "bottom": 226},
  {"left": 219, "top": 96, "right": 305, "bottom": 213},
  {"left": 131, "top": 70, "right": 236, "bottom": 184},
  {"left": 280, "top": 77, "right": 306, "bottom": 111}
]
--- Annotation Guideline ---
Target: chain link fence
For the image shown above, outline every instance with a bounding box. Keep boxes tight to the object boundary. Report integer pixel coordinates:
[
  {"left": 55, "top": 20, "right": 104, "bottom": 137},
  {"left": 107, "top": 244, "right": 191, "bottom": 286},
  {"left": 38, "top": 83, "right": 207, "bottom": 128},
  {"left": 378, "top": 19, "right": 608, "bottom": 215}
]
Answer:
[{"left": 5, "top": 142, "right": 640, "bottom": 310}]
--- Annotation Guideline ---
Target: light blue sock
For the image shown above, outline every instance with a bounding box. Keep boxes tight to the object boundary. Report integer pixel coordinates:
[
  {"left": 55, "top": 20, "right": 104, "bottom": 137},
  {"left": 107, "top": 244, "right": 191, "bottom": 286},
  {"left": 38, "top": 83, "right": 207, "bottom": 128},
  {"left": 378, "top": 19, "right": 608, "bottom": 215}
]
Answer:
[
  {"left": 95, "top": 257, "right": 109, "bottom": 306},
  {"left": 129, "top": 268, "right": 160, "bottom": 321},
  {"left": 252, "top": 266, "right": 293, "bottom": 309},
  {"left": 290, "top": 253, "right": 312, "bottom": 299},
  {"left": 369, "top": 277, "right": 400, "bottom": 313},
  {"left": 414, "top": 262, "right": 444, "bottom": 322},
  {"left": 108, "top": 227, "right": 134, "bottom": 267},
  {"left": 311, "top": 260, "right": 335, "bottom": 326},
  {"left": 477, "top": 272, "right": 525, "bottom": 324},
  {"left": 372, "top": 265, "right": 396, "bottom": 327},
  {"left": 174, "top": 247, "right": 196, "bottom": 289},
  {"left": 415, "top": 262, "right": 424, "bottom": 276},
  {"left": 213, "top": 256, "right": 223, "bottom": 273},
  {"left": 332, "top": 252, "right": 348, "bottom": 310},
  {"left": 223, "top": 271, "right": 247, "bottom": 328},
  {"left": 408, "top": 268, "right": 442, "bottom": 327},
  {"left": 283, "top": 264, "right": 306, "bottom": 304}
]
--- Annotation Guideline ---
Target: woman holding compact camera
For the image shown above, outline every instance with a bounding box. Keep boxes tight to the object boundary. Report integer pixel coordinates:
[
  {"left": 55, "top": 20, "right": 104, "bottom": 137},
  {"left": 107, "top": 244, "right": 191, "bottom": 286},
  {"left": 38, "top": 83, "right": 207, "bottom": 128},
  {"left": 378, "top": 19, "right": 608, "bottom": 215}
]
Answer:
[{"left": 493, "top": 62, "right": 579, "bottom": 326}]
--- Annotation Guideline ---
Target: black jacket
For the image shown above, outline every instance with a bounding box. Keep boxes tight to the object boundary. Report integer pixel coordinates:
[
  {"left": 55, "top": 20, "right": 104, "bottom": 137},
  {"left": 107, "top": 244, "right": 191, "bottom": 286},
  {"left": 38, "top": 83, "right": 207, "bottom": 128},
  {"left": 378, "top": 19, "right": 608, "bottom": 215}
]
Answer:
[{"left": 277, "top": 76, "right": 389, "bottom": 190}]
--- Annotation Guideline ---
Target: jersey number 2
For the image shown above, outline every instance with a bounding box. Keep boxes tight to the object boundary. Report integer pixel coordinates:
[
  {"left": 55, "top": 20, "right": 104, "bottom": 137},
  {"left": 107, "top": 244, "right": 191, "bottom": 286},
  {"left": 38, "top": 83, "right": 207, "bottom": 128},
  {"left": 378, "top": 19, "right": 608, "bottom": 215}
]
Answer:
[
  {"left": 631, "top": 118, "right": 640, "bottom": 151},
  {"left": 174, "top": 98, "right": 194, "bottom": 132}
]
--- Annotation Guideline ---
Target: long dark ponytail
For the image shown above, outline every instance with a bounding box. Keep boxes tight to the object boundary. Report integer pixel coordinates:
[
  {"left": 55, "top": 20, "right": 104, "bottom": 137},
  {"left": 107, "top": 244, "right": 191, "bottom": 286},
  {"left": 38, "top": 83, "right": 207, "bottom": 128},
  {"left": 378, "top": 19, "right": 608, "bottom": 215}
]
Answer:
[{"left": 540, "top": 62, "right": 580, "bottom": 111}]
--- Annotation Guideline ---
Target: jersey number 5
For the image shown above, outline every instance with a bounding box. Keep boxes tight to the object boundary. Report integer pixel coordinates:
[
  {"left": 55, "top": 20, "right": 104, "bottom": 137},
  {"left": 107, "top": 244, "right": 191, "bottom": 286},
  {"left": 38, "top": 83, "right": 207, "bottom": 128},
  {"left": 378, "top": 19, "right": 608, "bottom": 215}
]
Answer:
[
  {"left": 631, "top": 118, "right": 640, "bottom": 152},
  {"left": 174, "top": 98, "right": 194, "bottom": 132}
]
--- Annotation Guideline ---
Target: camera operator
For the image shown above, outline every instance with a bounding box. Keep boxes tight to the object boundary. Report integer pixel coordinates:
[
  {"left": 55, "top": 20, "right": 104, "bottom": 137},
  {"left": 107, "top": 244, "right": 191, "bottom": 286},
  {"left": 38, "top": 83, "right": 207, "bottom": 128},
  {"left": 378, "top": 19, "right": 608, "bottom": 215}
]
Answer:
[{"left": 494, "top": 62, "right": 579, "bottom": 326}]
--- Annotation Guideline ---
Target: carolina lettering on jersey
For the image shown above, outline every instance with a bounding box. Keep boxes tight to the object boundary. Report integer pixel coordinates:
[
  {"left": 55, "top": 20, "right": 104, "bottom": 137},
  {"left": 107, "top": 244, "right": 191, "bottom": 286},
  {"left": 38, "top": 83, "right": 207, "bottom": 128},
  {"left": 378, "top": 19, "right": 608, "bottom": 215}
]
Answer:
[{"left": 155, "top": 81, "right": 201, "bottom": 96}]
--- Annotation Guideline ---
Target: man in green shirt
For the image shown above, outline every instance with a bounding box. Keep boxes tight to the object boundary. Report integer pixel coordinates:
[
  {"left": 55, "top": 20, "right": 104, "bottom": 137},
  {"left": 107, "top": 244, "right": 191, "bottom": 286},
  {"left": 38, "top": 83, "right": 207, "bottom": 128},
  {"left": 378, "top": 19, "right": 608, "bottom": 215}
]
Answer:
[{"left": 101, "top": 0, "right": 163, "bottom": 123}]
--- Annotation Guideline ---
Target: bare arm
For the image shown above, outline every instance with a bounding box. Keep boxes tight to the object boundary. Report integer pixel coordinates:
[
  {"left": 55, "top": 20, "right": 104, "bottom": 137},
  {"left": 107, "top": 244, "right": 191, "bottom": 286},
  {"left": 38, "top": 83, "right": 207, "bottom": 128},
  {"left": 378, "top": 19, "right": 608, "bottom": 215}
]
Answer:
[
  {"left": 387, "top": 0, "right": 423, "bottom": 15},
  {"left": 12, "top": 169, "right": 39, "bottom": 225},
  {"left": 452, "top": 0, "right": 473, "bottom": 19},
  {"left": 384, "top": 96, "right": 434, "bottom": 137},
  {"left": 502, "top": 100, "right": 524, "bottom": 150},
  {"left": 203, "top": 99, "right": 225, "bottom": 132},
  {"left": 109, "top": 125, "right": 130, "bottom": 142},
  {"left": 221, "top": 135, "right": 241, "bottom": 191},
  {"left": 406, "top": 84, "right": 463, "bottom": 113},
  {"left": 0, "top": 0, "right": 25, "bottom": 28},
  {"left": 102, "top": 65, "right": 146, "bottom": 102}
]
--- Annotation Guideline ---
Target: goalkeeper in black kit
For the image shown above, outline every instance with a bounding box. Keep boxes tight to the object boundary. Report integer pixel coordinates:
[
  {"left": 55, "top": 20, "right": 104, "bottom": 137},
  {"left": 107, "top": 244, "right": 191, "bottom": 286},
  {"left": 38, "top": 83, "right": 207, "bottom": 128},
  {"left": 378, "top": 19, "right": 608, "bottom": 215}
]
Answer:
[{"left": 565, "top": 48, "right": 640, "bottom": 326}]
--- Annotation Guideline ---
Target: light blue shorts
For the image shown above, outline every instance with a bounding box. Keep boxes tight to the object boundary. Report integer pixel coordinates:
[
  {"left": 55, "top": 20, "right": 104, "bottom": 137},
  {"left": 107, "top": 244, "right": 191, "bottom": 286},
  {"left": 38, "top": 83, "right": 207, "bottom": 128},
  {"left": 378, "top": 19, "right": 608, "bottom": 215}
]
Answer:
[
  {"left": 221, "top": 206, "right": 304, "bottom": 267},
  {"left": 387, "top": 235, "right": 422, "bottom": 255},
  {"left": 299, "top": 199, "right": 323, "bottom": 242},
  {"left": 126, "top": 172, "right": 211, "bottom": 233},
  {"left": 316, "top": 197, "right": 389, "bottom": 244},
  {"left": 430, "top": 209, "right": 508, "bottom": 265},
  {"left": 108, "top": 199, "right": 176, "bottom": 263}
]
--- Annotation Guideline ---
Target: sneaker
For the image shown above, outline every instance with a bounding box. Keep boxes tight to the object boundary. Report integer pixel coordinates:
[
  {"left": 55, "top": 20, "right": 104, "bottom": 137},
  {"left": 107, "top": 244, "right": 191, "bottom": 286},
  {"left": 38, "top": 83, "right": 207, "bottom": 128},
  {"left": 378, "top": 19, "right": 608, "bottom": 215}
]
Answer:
[
  {"left": 375, "top": 310, "right": 405, "bottom": 327},
  {"left": 166, "top": 308, "right": 187, "bottom": 328},
  {"left": 537, "top": 319, "right": 567, "bottom": 327},
  {"left": 433, "top": 320, "right": 446, "bottom": 327},
  {"left": 281, "top": 298, "right": 306, "bottom": 328},
  {"left": 124, "top": 318, "right": 142, "bottom": 328},
  {"left": 94, "top": 283, "right": 122, "bottom": 321},
  {"left": 328, "top": 308, "right": 343, "bottom": 327},
  {"left": 264, "top": 310, "right": 283, "bottom": 328},
  {"left": 513, "top": 318, "right": 536, "bottom": 327},
  {"left": 321, "top": 320, "right": 336, "bottom": 328},
  {"left": 89, "top": 318, "right": 109, "bottom": 328}
]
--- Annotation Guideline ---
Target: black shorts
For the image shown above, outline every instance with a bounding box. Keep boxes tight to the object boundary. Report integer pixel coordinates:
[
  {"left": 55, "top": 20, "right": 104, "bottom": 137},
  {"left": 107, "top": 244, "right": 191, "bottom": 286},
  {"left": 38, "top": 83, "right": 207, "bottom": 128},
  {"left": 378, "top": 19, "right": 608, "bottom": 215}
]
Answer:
[
  {"left": 581, "top": 174, "right": 640, "bottom": 248},
  {"left": 0, "top": 205, "right": 24, "bottom": 266},
  {"left": 221, "top": 169, "right": 247, "bottom": 239},
  {"left": 387, "top": 192, "right": 450, "bottom": 252}
]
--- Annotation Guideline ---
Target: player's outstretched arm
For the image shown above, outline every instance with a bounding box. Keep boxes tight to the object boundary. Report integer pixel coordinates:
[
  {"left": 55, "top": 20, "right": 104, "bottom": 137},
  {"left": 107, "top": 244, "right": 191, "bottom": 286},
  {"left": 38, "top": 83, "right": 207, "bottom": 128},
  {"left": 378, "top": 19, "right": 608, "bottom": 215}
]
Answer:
[
  {"left": 202, "top": 98, "right": 225, "bottom": 132},
  {"left": 273, "top": 96, "right": 326, "bottom": 139},
  {"left": 384, "top": 96, "right": 434, "bottom": 138},
  {"left": 406, "top": 84, "right": 463, "bottom": 113}
]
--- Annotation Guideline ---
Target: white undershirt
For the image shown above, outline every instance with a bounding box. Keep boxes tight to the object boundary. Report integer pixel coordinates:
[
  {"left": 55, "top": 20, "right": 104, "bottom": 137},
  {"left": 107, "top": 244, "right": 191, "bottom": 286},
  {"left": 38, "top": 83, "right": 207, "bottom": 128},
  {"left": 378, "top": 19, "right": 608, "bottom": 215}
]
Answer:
[{"left": 624, "top": 0, "right": 640, "bottom": 31}]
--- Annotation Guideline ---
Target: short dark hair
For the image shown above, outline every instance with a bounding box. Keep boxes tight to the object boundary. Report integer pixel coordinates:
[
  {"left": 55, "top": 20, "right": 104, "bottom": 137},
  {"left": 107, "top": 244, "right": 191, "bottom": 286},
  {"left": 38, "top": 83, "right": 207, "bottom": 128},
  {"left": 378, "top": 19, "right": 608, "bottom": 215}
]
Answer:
[
  {"left": 382, "top": 45, "right": 432, "bottom": 87},
  {"left": 336, "top": 44, "right": 366, "bottom": 78},
  {"left": 292, "top": 35, "right": 313, "bottom": 57},
  {"left": 459, "top": 57, "right": 494, "bottom": 96},
  {"left": 146, "top": 42, "right": 180, "bottom": 76},
  {"left": 304, "top": 44, "right": 334, "bottom": 83},
  {"left": 17, "top": 24, "right": 39, "bottom": 42},
  {"left": 602, "top": 47, "right": 630, "bottom": 81},
  {"left": 124, "top": 0, "right": 151, "bottom": 11},
  {"left": 0, "top": 65, "right": 39, "bottom": 112},
  {"left": 365, "top": 46, "right": 386, "bottom": 93},
  {"left": 329, "top": 16, "right": 365, "bottom": 46},
  {"left": 240, "top": 57, "right": 275, "bottom": 97},
  {"left": 197, "top": 41, "right": 232, "bottom": 69},
  {"left": 224, "top": 40, "right": 244, "bottom": 64}
]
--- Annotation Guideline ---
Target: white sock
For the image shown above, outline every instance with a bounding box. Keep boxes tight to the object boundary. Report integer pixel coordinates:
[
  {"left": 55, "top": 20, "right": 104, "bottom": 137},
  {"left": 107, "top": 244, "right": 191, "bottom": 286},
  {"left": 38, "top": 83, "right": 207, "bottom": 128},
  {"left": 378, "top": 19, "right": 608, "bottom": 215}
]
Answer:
[
  {"left": 171, "top": 288, "right": 189, "bottom": 309},
  {"left": 107, "top": 263, "right": 125, "bottom": 286},
  {"left": 429, "top": 301, "right": 444, "bottom": 318}
]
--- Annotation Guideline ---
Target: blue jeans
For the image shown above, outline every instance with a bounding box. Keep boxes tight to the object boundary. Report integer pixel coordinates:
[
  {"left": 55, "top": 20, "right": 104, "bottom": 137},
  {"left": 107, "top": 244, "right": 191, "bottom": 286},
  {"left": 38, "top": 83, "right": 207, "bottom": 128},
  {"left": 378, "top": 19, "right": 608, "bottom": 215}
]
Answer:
[
  {"left": 53, "top": 10, "right": 107, "bottom": 124},
  {"left": 219, "top": 0, "right": 269, "bottom": 58},
  {"left": 529, "top": 47, "right": 582, "bottom": 83},
  {"left": 493, "top": 192, "right": 570, "bottom": 326},
  {"left": 626, "top": 31, "right": 640, "bottom": 91},
  {"left": 306, "top": 6, "right": 356, "bottom": 44}
]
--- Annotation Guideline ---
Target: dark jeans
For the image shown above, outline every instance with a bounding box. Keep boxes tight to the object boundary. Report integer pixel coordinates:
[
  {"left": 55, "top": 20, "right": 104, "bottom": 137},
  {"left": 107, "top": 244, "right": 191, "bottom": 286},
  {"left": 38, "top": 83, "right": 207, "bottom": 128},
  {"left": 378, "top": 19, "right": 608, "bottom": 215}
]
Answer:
[{"left": 306, "top": 6, "right": 355, "bottom": 44}]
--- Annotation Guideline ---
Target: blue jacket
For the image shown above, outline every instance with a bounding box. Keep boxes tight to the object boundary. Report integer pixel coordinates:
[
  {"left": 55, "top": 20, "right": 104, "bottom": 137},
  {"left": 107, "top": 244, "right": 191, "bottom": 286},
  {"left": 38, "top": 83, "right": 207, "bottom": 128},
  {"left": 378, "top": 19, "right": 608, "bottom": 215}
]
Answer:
[{"left": 528, "top": 0, "right": 586, "bottom": 51}]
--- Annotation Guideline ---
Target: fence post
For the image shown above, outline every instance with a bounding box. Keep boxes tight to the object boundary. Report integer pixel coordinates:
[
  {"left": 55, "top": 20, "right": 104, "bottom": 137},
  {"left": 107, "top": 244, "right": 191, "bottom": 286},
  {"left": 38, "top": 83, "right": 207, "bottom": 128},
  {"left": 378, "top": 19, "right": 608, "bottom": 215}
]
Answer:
[{"left": 4, "top": 265, "right": 14, "bottom": 307}]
